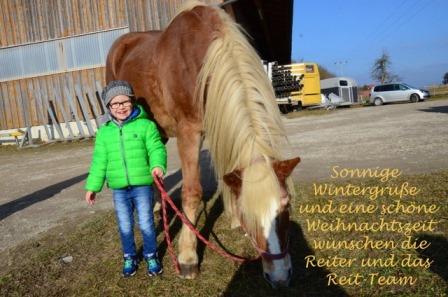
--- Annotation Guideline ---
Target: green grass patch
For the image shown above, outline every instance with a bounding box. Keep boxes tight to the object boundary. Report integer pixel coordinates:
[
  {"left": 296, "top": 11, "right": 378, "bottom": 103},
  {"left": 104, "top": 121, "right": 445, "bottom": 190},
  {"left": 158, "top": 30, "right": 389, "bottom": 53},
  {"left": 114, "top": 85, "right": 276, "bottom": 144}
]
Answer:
[{"left": 1, "top": 171, "right": 447, "bottom": 296}]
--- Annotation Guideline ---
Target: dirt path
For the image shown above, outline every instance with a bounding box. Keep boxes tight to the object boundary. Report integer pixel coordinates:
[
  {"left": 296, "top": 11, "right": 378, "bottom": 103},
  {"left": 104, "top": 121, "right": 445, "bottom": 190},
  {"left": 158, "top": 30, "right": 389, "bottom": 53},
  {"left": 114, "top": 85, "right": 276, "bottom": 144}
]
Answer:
[{"left": 0, "top": 99, "right": 447, "bottom": 259}]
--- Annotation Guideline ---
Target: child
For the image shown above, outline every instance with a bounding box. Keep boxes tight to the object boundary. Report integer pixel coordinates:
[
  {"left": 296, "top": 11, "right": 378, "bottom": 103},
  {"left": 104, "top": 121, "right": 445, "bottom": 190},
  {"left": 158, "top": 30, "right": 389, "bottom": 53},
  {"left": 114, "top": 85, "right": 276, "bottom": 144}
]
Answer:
[{"left": 85, "top": 80, "right": 167, "bottom": 277}]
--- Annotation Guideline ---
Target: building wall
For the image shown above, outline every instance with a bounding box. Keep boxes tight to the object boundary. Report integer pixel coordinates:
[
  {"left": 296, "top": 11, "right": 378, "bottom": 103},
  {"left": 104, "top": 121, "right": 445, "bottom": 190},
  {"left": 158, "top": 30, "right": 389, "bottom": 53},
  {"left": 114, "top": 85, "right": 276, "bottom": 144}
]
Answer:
[
  {"left": 0, "top": 0, "right": 128, "bottom": 47},
  {"left": 0, "top": 0, "right": 220, "bottom": 131}
]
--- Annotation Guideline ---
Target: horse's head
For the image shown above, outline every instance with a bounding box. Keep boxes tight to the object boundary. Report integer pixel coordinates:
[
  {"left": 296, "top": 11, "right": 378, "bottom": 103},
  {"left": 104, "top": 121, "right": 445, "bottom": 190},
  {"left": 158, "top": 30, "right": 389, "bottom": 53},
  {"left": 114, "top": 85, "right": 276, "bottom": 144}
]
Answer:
[{"left": 223, "top": 157, "right": 300, "bottom": 288}]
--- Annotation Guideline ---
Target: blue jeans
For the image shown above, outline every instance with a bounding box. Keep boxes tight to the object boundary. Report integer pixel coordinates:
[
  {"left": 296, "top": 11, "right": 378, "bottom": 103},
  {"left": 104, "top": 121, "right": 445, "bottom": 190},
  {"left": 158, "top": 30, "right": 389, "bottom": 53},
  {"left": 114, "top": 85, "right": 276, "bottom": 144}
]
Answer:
[{"left": 112, "top": 186, "right": 157, "bottom": 258}]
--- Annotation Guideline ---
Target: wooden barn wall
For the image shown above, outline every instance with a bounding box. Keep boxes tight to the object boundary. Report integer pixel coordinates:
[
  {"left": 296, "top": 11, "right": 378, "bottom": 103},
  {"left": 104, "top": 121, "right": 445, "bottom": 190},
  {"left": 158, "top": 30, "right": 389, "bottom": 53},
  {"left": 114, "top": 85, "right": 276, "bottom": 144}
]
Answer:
[
  {"left": 126, "top": 0, "right": 220, "bottom": 31},
  {"left": 0, "top": 0, "right": 221, "bottom": 131},
  {"left": 0, "top": 68, "right": 106, "bottom": 131},
  {"left": 0, "top": 0, "right": 128, "bottom": 47}
]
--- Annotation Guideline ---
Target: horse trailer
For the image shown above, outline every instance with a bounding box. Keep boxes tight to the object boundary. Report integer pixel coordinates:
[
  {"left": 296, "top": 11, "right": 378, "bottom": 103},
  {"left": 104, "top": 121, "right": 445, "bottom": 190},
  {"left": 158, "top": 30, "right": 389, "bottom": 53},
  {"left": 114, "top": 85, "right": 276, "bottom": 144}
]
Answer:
[{"left": 320, "top": 77, "right": 359, "bottom": 103}]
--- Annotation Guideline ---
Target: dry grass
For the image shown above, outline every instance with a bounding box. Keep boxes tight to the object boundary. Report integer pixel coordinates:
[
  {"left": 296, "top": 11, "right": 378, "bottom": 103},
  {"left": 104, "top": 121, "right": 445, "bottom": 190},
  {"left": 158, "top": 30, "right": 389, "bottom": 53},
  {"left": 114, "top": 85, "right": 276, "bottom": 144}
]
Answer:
[
  {"left": 285, "top": 109, "right": 334, "bottom": 119},
  {"left": 0, "top": 139, "right": 94, "bottom": 155},
  {"left": 0, "top": 171, "right": 447, "bottom": 297},
  {"left": 427, "top": 85, "right": 448, "bottom": 97}
]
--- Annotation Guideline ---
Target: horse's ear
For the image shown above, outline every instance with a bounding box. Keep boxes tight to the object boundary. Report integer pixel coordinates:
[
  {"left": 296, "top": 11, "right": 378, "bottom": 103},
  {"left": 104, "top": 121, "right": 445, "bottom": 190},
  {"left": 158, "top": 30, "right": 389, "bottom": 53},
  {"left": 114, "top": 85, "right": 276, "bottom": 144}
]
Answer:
[
  {"left": 223, "top": 169, "right": 242, "bottom": 196},
  {"left": 273, "top": 157, "right": 301, "bottom": 179}
]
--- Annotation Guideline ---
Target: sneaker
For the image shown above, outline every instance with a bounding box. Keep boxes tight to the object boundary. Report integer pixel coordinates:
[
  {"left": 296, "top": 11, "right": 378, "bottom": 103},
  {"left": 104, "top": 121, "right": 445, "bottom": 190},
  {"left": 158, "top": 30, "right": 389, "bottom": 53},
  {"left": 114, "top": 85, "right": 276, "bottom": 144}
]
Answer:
[
  {"left": 145, "top": 255, "right": 163, "bottom": 276},
  {"left": 122, "top": 256, "right": 138, "bottom": 277}
]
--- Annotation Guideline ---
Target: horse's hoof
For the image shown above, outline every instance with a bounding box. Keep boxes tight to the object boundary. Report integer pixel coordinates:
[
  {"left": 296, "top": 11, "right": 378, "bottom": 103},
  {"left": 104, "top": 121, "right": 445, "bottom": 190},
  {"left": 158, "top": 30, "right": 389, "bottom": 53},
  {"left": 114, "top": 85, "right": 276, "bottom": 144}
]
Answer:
[{"left": 179, "top": 264, "right": 199, "bottom": 279}]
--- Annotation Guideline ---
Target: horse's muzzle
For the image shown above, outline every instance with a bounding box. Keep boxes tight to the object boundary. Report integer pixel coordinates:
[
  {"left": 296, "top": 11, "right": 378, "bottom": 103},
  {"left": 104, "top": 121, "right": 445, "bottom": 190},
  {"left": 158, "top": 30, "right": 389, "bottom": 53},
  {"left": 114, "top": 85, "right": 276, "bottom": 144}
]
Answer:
[{"left": 264, "top": 267, "right": 292, "bottom": 288}]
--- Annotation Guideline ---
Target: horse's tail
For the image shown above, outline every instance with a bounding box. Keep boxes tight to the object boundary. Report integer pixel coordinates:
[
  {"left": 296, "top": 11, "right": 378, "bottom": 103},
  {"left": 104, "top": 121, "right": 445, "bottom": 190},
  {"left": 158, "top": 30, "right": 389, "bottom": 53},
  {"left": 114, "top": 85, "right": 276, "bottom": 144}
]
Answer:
[{"left": 194, "top": 5, "right": 287, "bottom": 213}]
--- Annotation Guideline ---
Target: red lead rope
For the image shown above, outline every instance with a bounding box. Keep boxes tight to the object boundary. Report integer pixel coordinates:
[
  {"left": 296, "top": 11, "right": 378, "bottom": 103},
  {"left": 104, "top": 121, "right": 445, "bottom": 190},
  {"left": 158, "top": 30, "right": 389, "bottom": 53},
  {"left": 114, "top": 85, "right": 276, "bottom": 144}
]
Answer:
[{"left": 153, "top": 176, "right": 256, "bottom": 274}]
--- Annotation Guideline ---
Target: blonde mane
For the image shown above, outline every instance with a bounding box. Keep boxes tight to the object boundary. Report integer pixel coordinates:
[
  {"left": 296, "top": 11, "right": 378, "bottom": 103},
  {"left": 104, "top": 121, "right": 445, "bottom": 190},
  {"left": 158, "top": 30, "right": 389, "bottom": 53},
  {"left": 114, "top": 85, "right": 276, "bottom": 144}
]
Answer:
[{"left": 189, "top": 3, "right": 291, "bottom": 234}]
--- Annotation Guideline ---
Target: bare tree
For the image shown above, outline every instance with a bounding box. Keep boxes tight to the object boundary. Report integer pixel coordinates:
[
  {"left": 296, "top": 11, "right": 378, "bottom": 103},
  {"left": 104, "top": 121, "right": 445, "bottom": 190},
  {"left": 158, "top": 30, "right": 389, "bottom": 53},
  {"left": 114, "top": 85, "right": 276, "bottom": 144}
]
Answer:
[
  {"left": 371, "top": 51, "right": 400, "bottom": 84},
  {"left": 443, "top": 72, "right": 448, "bottom": 85}
]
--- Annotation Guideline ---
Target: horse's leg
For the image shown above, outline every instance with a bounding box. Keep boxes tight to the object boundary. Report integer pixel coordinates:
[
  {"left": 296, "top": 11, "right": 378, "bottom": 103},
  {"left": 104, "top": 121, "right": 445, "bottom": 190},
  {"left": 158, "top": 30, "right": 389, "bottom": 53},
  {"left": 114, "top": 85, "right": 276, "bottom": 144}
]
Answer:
[{"left": 176, "top": 128, "right": 202, "bottom": 279}]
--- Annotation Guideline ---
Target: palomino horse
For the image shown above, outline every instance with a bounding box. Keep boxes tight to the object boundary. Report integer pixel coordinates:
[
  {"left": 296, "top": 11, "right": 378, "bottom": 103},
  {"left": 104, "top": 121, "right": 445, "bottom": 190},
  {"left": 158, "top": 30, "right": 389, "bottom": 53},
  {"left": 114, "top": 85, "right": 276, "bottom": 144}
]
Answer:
[{"left": 105, "top": 1, "right": 300, "bottom": 287}]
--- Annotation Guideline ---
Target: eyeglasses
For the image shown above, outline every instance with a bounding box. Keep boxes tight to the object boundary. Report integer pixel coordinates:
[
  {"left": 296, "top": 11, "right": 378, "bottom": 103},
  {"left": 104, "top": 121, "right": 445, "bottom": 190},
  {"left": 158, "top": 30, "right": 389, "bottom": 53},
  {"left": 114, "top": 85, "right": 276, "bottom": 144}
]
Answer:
[{"left": 109, "top": 100, "right": 132, "bottom": 109}]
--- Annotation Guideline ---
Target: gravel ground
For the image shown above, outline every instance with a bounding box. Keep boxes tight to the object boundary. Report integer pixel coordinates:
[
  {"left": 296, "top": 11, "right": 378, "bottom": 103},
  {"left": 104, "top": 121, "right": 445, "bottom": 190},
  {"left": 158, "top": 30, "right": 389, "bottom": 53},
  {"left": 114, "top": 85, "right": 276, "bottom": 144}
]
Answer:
[{"left": 0, "top": 99, "right": 447, "bottom": 261}]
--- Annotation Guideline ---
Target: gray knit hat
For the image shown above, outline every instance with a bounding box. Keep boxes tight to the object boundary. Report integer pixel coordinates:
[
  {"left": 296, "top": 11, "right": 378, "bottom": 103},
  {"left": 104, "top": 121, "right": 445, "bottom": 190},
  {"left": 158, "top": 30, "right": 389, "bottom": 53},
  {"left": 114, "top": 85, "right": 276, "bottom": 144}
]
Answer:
[{"left": 102, "top": 80, "right": 135, "bottom": 107}]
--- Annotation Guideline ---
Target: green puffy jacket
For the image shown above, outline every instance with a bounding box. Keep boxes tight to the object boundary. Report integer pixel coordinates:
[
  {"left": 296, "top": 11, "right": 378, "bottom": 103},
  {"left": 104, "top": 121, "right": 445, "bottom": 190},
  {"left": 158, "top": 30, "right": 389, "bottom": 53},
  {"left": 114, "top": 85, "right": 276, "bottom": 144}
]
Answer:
[{"left": 85, "top": 105, "right": 167, "bottom": 192}]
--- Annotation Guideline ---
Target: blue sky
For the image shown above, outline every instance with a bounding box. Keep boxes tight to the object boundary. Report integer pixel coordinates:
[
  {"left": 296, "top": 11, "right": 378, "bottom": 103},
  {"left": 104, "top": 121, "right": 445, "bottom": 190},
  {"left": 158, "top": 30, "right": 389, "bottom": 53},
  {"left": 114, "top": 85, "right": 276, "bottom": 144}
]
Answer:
[{"left": 291, "top": 0, "right": 448, "bottom": 88}]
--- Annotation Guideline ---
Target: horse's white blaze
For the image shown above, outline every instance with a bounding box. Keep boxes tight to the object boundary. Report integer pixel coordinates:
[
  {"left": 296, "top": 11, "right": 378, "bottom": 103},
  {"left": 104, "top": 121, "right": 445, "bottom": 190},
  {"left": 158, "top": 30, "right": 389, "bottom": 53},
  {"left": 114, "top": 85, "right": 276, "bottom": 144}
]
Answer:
[
  {"left": 261, "top": 197, "right": 291, "bottom": 283},
  {"left": 262, "top": 198, "right": 281, "bottom": 255}
]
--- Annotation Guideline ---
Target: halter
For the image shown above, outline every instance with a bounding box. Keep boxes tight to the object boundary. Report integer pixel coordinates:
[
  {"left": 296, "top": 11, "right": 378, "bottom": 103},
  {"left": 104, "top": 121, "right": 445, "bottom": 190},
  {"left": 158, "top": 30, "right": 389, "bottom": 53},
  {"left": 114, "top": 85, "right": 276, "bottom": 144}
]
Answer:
[
  {"left": 248, "top": 230, "right": 290, "bottom": 261},
  {"left": 232, "top": 156, "right": 291, "bottom": 261}
]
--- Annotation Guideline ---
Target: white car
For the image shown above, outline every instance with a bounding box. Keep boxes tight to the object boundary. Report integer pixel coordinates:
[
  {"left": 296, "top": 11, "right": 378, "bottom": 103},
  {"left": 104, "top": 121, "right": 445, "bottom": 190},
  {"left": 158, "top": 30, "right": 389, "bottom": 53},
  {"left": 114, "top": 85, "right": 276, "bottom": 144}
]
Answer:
[{"left": 370, "top": 83, "right": 429, "bottom": 106}]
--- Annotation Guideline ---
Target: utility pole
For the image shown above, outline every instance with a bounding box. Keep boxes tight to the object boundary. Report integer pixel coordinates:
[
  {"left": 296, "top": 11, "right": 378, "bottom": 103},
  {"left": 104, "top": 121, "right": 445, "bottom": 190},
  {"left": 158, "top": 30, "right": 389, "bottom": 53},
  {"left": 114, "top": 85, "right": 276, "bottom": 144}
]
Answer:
[{"left": 334, "top": 60, "right": 348, "bottom": 76}]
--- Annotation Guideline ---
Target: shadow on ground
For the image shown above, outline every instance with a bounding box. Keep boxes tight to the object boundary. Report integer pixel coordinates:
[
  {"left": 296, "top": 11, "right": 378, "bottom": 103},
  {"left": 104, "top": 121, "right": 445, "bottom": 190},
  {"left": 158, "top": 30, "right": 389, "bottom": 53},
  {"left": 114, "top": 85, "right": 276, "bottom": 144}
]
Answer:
[
  {"left": 416, "top": 234, "right": 448, "bottom": 281},
  {"left": 0, "top": 173, "right": 88, "bottom": 221},
  {"left": 419, "top": 105, "right": 448, "bottom": 114},
  {"left": 154, "top": 150, "right": 220, "bottom": 263},
  {"left": 221, "top": 221, "right": 349, "bottom": 297}
]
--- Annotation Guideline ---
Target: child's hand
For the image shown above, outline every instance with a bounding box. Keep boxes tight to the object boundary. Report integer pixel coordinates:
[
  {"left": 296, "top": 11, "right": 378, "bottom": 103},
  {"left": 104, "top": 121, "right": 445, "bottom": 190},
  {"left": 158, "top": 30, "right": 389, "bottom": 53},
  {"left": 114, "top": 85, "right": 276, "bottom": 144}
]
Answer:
[
  {"left": 85, "top": 191, "right": 96, "bottom": 206},
  {"left": 152, "top": 167, "right": 164, "bottom": 180}
]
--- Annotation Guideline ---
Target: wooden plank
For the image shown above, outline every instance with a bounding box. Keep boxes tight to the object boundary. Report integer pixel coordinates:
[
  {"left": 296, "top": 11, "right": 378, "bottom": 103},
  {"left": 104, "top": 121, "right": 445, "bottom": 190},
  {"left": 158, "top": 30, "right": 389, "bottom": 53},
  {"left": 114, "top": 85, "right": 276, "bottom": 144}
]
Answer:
[
  {"left": 88, "top": 69, "right": 103, "bottom": 115},
  {"left": 28, "top": 80, "right": 52, "bottom": 141},
  {"left": 0, "top": 1, "right": 10, "bottom": 47},
  {"left": 67, "top": 72, "right": 89, "bottom": 136},
  {"left": 1, "top": 84, "right": 13, "bottom": 129},
  {"left": 125, "top": 0, "right": 135, "bottom": 31},
  {"left": 74, "top": 82, "right": 95, "bottom": 136},
  {"left": 36, "top": 78, "right": 49, "bottom": 124},
  {"left": 106, "top": 0, "right": 115, "bottom": 28},
  {"left": 54, "top": 0, "right": 63, "bottom": 37},
  {"left": 71, "top": 0, "right": 82, "bottom": 35},
  {"left": 92, "top": 69, "right": 106, "bottom": 115},
  {"left": 28, "top": 80, "right": 43, "bottom": 125},
  {"left": 151, "top": 0, "right": 160, "bottom": 30},
  {"left": 139, "top": 0, "right": 147, "bottom": 30},
  {"left": 80, "top": 70, "right": 93, "bottom": 117},
  {"left": 24, "top": 0, "right": 40, "bottom": 42},
  {"left": 133, "top": 0, "right": 141, "bottom": 31},
  {"left": 52, "top": 82, "right": 75, "bottom": 140},
  {"left": 16, "top": 0, "right": 28, "bottom": 44},
  {"left": 97, "top": 0, "right": 105, "bottom": 29},
  {"left": 90, "top": 0, "right": 99, "bottom": 31},
  {"left": 35, "top": 0, "right": 46, "bottom": 40},
  {"left": 15, "top": 83, "right": 32, "bottom": 128},
  {"left": 59, "top": 0, "right": 69, "bottom": 37},
  {"left": 81, "top": 1, "right": 92, "bottom": 33},
  {"left": 44, "top": 0, "right": 54, "bottom": 39},
  {"left": 95, "top": 80, "right": 107, "bottom": 111},
  {"left": 117, "top": 0, "right": 127, "bottom": 27},
  {"left": 63, "top": 84, "right": 86, "bottom": 138},
  {"left": 7, "top": 82, "right": 22, "bottom": 128},
  {"left": 21, "top": 79, "right": 39, "bottom": 126},
  {"left": 143, "top": 0, "right": 152, "bottom": 30},
  {"left": 82, "top": 71, "right": 101, "bottom": 128},
  {"left": 70, "top": 73, "right": 83, "bottom": 118},
  {"left": 7, "top": 0, "right": 19, "bottom": 45},
  {"left": 65, "top": 0, "right": 72, "bottom": 36},
  {"left": 40, "top": 76, "right": 57, "bottom": 140},
  {"left": 0, "top": 84, "right": 8, "bottom": 129},
  {"left": 47, "top": 98, "right": 65, "bottom": 140}
]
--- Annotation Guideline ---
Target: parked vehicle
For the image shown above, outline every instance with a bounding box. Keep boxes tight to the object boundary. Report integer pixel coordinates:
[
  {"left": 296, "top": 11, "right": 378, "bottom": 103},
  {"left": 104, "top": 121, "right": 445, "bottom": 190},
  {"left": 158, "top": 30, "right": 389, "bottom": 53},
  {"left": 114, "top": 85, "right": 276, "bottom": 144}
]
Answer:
[
  {"left": 321, "top": 77, "right": 359, "bottom": 104},
  {"left": 370, "top": 83, "right": 429, "bottom": 106},
  {"left": 265, "top": 62, "right": 321, "bottom": 113}
]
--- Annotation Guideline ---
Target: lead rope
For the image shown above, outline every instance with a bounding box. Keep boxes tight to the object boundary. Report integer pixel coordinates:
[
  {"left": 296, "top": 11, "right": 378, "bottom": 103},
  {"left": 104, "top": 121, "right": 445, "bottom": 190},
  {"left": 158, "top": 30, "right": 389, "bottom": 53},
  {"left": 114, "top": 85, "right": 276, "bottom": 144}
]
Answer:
[{"left": 153, "top": 177, "right": 258, "bottom": 274}]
